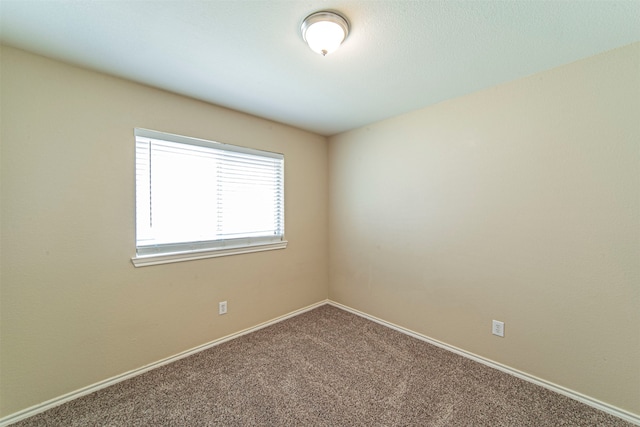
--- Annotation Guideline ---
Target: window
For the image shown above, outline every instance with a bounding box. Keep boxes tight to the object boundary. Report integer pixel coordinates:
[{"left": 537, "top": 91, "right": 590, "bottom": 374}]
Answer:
[{"left": 132, "top": 129, "right": 286, "bottom": 267}]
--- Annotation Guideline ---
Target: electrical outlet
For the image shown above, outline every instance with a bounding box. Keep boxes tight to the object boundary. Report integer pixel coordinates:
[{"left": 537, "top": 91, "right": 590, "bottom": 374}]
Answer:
[
  {"left": 492, "top": 320, "right": 504, "bottom": 337},
  {"left": 219, "top": 301, "right": 227, "bottom": 315}
]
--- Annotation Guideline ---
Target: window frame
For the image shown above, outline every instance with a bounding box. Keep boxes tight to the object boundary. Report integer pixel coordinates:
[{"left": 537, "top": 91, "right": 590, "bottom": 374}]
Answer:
[{"left": 131, "top": 128, "right": 287, "bottom": 267}]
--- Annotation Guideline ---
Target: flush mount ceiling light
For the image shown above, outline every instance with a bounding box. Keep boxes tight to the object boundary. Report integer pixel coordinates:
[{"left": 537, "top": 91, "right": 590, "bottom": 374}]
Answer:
[{"left": 301, "top": 11, "right": 350, "bottom": 56}]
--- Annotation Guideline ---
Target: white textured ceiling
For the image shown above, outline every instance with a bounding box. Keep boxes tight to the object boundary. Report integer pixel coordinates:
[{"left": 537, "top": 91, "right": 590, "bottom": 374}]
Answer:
[{"left": 1, "top": 1, "right": 639, "bottom": 136}]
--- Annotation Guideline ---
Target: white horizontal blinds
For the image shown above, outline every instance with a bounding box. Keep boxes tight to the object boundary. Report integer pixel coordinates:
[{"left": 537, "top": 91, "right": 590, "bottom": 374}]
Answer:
[
  {"left": 216, "top": 149, "right": 284, "bottom": 240},
  {"left": 135, "top": 139, "right": 153, "bottom": 245},
  {"left": 134, "top": 129, "right": 284, "bottom": 255},
  {"left": 149, "top": 139, "right": 220, "bottom": 245}
]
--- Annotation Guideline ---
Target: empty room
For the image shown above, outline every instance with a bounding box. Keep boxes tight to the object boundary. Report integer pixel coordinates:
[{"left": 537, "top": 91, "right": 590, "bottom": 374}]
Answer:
[{"left": 1, "top": 1, "right": 638, "bottom": 426}]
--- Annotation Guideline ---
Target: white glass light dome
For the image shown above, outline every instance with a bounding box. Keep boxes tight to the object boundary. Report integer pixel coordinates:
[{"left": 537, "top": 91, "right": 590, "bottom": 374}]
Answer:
[{"left": 301, "top": 11, "right": 350, "bottom": 56}]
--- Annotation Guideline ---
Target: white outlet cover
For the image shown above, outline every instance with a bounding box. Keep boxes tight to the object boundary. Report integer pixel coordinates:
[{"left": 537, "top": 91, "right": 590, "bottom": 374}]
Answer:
[
  {"left": 219, "top": 301, "right": 227, "bottom": 315},
  {"left": 492, "top": 320, "right": 505, "bottom": 337}
]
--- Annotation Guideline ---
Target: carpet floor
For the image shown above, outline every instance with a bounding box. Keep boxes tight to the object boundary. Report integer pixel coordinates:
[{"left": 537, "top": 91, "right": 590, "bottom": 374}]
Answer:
[{"left": 12, "top": 304, "right": 633, "bottom": 426}]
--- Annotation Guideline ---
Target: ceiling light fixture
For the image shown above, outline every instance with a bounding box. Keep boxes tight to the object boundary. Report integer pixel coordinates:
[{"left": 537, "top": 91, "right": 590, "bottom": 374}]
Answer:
[{"left": 301, "top": 11, "right": 350, "bottom": 56}]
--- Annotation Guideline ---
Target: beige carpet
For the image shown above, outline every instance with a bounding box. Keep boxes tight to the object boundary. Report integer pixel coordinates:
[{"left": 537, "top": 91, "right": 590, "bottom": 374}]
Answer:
[{"left": 12, "top": 305, "right": 632, "bottom": 426}]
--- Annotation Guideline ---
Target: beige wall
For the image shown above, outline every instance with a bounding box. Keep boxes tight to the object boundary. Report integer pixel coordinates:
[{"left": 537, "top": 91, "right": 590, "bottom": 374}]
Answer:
[
  {"left": 2, "top": 41, "right": 639, "bottom": 420},
  {"left": 329, "top": 43, "right": 640, "bottom": 414},
  {"left": 0, "top": 46, "right": 328, "bottom": 416}
]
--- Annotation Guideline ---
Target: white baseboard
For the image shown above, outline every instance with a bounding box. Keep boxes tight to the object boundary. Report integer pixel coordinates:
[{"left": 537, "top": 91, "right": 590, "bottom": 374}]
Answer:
[
  {"left": 328, "top": 300, "right": 640, "bottom": 426},
  {"left": 0, "top": 300, "right": 328, "bottom": 427},
  {"left": 3, "top": 299, "right": 638, "bottom": 426}
]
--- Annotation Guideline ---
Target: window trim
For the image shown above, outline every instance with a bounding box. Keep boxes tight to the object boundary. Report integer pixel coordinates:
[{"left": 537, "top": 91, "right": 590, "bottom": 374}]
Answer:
[
  {"left": 131, "top": 128, "right": 286, "bottom": 267},
  {"left": 131, "top": 240, "right": 288, "bottom": 267}
]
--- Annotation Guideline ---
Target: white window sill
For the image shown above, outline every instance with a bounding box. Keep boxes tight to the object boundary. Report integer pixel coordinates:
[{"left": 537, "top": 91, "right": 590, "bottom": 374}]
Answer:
[{"left": 131, "top": 240, "right": 288, "bottom": 267}]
